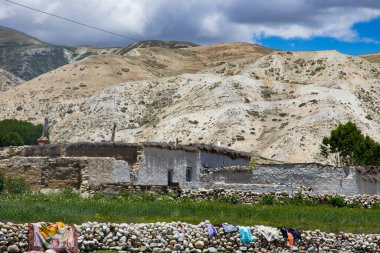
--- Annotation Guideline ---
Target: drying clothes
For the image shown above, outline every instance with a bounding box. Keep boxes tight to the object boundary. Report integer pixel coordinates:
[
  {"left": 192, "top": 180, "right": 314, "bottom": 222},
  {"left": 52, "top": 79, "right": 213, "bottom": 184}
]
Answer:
[
  {"left": 222, "top": 223, "right": 239, "bottom": 233},
  {"left": 239, "top": 226, "right": 253, "bottom": 244},
  {"left": 287, "top": 232, "right": 294, "bottom": 248},
  {"left": 28, "top": 222, "right": 78, "bottom": 253},
  {"left": 206, "top": 223, "right": 217, "bottom": 237},
  {"left": 280, "top": 227, "right": 288, "bottom": 239},
  {"left": 289, "top": 228, "right": 302, "bottom": 240},
  {"left": 255, "top": 225, "right": 280, "bottom": 242},
  {"left": 280, "top": 227, "right": 302, "bottom": 240}
]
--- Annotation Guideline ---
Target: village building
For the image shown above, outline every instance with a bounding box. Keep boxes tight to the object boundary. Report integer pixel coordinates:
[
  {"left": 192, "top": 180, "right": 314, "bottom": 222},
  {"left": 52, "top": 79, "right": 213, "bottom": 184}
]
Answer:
[{"left": 0, "top": 142, "right": 379, "bottom": 195}]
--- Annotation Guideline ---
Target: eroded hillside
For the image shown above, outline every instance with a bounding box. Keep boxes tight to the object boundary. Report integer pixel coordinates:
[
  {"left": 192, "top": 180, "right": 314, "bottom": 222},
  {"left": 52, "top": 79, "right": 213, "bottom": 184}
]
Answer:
[
  {"left": 1, "top": 44, "right": 379, "bottom": 163},
  {"left": 0, "top": 68, "right": 23, "bottom": 92}
]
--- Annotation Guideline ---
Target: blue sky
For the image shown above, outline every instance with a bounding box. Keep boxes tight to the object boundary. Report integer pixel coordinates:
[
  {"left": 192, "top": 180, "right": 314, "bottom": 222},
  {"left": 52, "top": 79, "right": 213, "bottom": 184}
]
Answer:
[
  {"left": 1, "top": 0, "right": 380, "bottom": 56},
  {"left": 259, "top": 18, "right": 380, "bottom": 56}
]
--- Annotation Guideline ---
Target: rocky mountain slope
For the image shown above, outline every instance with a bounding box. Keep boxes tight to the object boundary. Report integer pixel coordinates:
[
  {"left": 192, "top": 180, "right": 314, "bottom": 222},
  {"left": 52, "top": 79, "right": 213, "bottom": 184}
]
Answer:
[
  {"left": 0, "top": 26, "right": 120, "bottom": 81},
  {"left": 1, "top": 41, "right": 379, "bottom": 162},
  {"left": 0, "top": 27, "right": 201, "bottom": 81},
  {"left": 0, "top": 68, "right": 23, "bottom": 92}
]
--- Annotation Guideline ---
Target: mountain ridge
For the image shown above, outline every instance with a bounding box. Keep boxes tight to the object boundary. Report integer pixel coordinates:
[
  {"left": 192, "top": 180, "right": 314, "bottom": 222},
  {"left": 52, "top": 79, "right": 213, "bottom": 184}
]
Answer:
[{"left": 0, "top": 26, "right": 200, "bottom": 81}]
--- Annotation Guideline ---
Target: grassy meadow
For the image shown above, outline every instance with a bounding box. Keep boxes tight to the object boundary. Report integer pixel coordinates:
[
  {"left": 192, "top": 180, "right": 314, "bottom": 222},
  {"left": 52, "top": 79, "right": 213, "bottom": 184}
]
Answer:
[{"left": 0, "top": 191, "right": 379, "bottom": 234}]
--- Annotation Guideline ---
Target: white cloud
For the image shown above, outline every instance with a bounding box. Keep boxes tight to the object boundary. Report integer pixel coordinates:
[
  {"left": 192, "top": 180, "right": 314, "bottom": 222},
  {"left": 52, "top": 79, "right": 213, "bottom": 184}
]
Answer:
[
  {"left": 32, "top": 2, "right": 62, "bottom": 24},
  {"left": 0, "top": 0, "right": 380, "bottom": 45}
]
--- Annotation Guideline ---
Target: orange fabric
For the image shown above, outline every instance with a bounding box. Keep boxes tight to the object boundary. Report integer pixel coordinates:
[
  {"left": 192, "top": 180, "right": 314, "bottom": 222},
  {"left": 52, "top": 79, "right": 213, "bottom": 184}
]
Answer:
[{"left": 287, "top": 232, "right": 294, "bottom": 248}]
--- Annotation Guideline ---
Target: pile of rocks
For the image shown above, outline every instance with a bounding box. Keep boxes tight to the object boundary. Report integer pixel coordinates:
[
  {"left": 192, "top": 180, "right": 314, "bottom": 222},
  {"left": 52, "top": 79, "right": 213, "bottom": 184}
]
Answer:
[
  {"left": 1, "top": 221, "right": 379, "bottom": 252},
  {"left": 0, "top": 223, "right": 28, "bottom": 252},
  {"left": 61, "top": 222, "right": 380, "bottom": 252}
]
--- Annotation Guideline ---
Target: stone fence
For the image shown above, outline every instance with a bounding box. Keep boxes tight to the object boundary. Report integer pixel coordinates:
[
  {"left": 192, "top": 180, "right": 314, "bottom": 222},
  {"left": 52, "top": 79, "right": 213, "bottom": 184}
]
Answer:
[
  {"left": 1, "top": 221, "right": 379, "bottom": 253},
  {"left": 96, "top": 186, "right": 380, "bottom": 208}
]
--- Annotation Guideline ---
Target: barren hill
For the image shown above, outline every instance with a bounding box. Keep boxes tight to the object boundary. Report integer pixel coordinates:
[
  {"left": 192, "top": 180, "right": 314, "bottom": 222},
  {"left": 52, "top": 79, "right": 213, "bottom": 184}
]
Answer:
[
  {"left": 362, "top": 52, "right": 380, "bottom": 65},
  {"left": 0, "top": 68, "right": 23, "bottom": 92},
  {"left": 0, "top": 43, "right": 271, "bottom": 102},
  {"left": 0, "top": 26, "right": 46, "bottom": 46},
  {"left": 1, "top": 43, "right": 379, "bottom": 163},
  {"left": 117, "top": 40, "right": 198, "bottom": 55}
]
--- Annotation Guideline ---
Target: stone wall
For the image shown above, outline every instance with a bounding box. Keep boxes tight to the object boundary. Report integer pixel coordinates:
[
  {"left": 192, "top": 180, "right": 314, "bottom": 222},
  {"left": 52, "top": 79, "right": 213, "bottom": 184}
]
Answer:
[
  {"left": 81, "top": 159, "right": 130, "bottom": 192},
  {"left": 0, "top": 157, "right": 81, "bottom": 189},
  {"left": 0, "top": 144, "right": 378, "bottom": 196},
  {"left": 0, "top": 156, "right": 130, "bottom": 191},
  {"left": 200, "top": 164, "right": 380, "bottom": 196},
  {"left": 1, "top": 221, "right": 379, "bottom": 253}
]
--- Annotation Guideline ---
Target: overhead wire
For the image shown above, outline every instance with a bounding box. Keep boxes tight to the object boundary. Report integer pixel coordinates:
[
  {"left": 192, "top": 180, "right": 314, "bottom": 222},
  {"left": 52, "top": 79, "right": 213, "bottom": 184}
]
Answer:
[{"left": 3, "top": 0, "right": 138, "bottom": 42}]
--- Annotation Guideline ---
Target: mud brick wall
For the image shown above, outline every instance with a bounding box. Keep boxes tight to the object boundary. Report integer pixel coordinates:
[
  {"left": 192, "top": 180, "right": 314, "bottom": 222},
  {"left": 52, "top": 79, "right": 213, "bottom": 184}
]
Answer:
[
  {"left": 0, "top": 157, "right": 82, "bottom": 190},
  {"left": 0, "top": 157, "right": 130, "bottom": 191}
]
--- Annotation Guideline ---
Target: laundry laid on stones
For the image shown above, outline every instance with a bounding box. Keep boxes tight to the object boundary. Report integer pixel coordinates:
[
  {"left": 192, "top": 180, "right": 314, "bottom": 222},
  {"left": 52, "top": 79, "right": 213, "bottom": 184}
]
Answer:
[
  {"left": 280, "top": 227, "right": 302, "bottom": 249},
  {"left": 28, "top": 222, "right": 78, "bottom": 253},
  {"left": 239, "top": 226, "right": 253, "bottom": 244},
  {"left": 221, "top": 223, "right": 239, "bottom": 233},
  {"left": 205, "top": 222, "right": 217, "bottom": 237},
  {"left": 255, "top": 225, "right": 280, "bottom": 242}
]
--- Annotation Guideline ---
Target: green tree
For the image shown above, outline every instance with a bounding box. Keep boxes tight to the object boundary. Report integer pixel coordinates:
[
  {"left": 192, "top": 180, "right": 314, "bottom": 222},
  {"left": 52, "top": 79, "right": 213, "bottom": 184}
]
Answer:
[
  {"left": 0, "top": 132, "right": 24, "bottom": 146},
  {"left": 321, "top": 122, "right": 380, "bottom": 166},
  {"left": 0, "top": 119, "right": 42, "bottom": 147}
]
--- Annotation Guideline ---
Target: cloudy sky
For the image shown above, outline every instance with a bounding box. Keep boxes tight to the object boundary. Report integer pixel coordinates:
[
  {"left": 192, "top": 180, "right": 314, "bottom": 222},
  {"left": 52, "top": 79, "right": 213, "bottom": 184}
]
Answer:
[{"left": 1, "top": 0, "right": 380, "bottom": 55}]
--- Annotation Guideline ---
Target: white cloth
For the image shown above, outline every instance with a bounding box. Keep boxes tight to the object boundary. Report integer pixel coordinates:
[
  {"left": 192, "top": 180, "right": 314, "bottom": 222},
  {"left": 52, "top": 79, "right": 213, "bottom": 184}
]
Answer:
[{"left": 255, "top": 225, "right": 280, "bottom": 242}]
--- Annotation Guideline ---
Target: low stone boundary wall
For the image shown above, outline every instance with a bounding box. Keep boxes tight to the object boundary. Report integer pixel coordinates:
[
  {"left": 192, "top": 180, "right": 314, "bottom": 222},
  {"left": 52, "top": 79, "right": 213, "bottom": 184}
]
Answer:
[
  {"left": 0, "top": 221, "right": 379, "bottom": 252},
  {"left": 100, "top": 186, "right": 380, "bottom": 208},
  {"left": 180, "top": 189, "right": 380, "bottom": 208}
]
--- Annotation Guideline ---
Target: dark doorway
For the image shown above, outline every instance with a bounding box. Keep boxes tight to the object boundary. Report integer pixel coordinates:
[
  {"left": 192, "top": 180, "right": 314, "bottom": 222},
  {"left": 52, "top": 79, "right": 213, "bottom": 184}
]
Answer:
[
  {"left": 186, "top": 166, "right": 192, "bottom": 182},
  {"left": 168, "top": 169, "right": 173, "bottom": 186}
]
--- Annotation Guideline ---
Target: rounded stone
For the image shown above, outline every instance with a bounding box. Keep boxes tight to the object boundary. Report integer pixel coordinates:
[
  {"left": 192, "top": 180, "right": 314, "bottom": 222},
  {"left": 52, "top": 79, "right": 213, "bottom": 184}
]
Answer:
[
  {"left": 194, "top": 240, "right": 205, "bottom": 249},
  {"left": 7, "top": 245, "right": 19, "bottom": 253}
]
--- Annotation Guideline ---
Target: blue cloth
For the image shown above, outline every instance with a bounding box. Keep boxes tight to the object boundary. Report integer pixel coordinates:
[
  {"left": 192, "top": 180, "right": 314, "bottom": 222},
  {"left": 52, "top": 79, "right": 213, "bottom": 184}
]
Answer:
[
  {"left": 239, "top": 227, "right": 253, "bottom": 244},
  {"left": 206, "top": 223, "right": 217, "bottom": 237},
  {"left": 222, "top": 223, "right": 238, "bottom": 233}
]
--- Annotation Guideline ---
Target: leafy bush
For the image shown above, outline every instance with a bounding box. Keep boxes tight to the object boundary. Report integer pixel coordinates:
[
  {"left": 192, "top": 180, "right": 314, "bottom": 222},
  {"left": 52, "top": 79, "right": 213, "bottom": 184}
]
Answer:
[
  {"left": 6, "top": 177, "right": 29, "bottom": 194},
  {"left": 0, "top": 119, "right": 42, "bottom": 147},
  {"left": 259, "top": 193, "right": 276, "bottom": 205},
  {"left": 283, "top": 191, "right": 316, "bottom": 206},
  {"left": 0, "top": 171, "right": 4, "bottom": 192},
  {"left": 220, "top": 194, "right": 239, "bottom": 204},
  {"left": 248, "top": 160, "right": 257, "bottom": 169},
  {"left": 118, "top": 191, "right": 157, "bottom": 202},
  {"left": 59, "top": 188, "right": 80, "bottom": 199},
  {"left": 327, "top": 195, "right": 346, "bottom": 207}
]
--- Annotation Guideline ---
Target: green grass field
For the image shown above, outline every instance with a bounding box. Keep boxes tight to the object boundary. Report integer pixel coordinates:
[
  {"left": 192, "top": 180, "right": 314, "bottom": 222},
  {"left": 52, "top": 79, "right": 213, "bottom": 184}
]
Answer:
[{"left": 0, "top": 192, "right": 379, "bottom": 234}]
